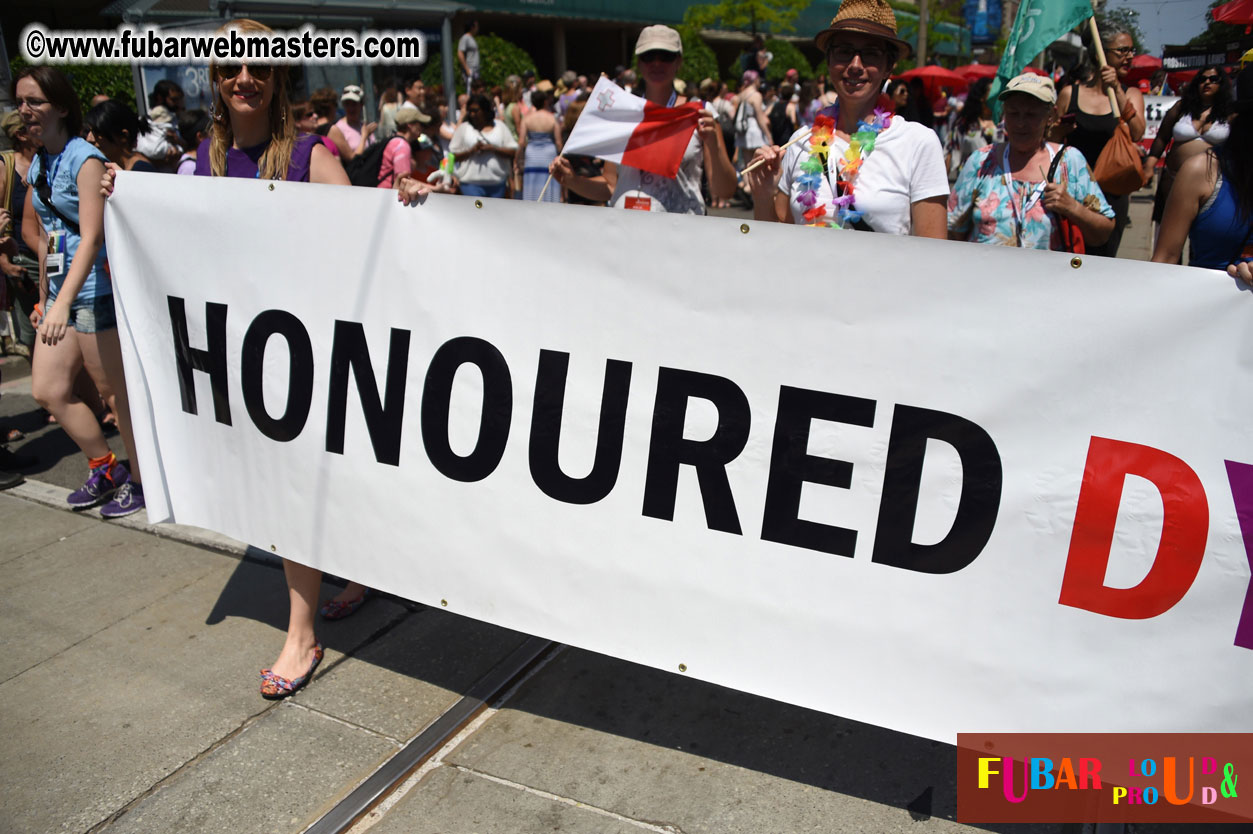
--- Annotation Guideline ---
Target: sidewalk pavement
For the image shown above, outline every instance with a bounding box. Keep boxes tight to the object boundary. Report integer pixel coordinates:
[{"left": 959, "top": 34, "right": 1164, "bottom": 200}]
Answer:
[{"left": 0, "top": 481, "right": 1055, "bottom": 834}]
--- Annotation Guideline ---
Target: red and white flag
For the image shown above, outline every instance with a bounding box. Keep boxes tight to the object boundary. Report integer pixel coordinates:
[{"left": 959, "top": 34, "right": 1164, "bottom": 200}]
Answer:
[{"left": 562, "top": 76, "right": 703, "bottom": 179}]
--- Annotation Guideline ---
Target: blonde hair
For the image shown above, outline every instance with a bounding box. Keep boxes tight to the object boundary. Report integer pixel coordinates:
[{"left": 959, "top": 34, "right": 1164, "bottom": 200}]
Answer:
[{"left": 208, "top": 19, "right": 296, "bottom": 180}]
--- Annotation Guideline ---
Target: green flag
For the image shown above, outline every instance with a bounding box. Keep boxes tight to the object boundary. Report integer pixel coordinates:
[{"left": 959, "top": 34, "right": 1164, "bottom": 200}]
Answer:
[{"left": 990, "top": 0, "right": 1093, "bottom": 117}]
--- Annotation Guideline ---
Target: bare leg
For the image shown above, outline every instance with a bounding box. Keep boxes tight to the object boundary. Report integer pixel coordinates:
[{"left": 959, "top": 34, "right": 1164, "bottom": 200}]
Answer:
[
  {"left": 328, "top": 581, "right": 369, "bottom": 605},
  {"left": 269, "top": 559, "right": 322, "bottom": 680},
  {"left": 30, "top": 329, "right": 111, "bottom": 460},
  {"left": 82, "top": 328, "right": 141, "bottom": 483}
]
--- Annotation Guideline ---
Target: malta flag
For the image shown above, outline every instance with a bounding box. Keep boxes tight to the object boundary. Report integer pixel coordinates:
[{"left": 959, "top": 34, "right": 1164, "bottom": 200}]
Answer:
[{"left": 563, "top": 76, "right": 703, "bottom": 179}]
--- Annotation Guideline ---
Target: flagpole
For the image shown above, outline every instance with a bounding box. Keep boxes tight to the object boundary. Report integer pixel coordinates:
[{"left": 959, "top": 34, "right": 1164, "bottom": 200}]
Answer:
[
  {"left": 737, "top": 129, "right": 812, "bottom": 180},
  {"left": 1086, "top": 5, "right": 1121, "bottom": 116},
  {"left": 536, "top": 152, "right": 562, "bottom": 202}
]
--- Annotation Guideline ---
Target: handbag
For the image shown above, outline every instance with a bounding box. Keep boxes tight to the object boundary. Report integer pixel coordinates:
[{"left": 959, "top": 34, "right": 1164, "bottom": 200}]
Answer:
[
  {"left": 1092, "top": 119, "right": 1144, "bottom": 197},
  {"left": 1046, "top": 148, "right": 1084, "bottom": 254}
]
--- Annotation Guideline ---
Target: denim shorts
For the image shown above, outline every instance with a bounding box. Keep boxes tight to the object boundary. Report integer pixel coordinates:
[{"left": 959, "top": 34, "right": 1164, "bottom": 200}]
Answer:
[{"left": 46, "top": 294, "right": 118, "bottom": 334}]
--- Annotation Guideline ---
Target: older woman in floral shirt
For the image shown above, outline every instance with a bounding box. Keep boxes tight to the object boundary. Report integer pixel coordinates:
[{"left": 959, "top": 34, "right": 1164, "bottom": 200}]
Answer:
[{"left": 948, "top": 74, "right": 1114, "bottom": 250}]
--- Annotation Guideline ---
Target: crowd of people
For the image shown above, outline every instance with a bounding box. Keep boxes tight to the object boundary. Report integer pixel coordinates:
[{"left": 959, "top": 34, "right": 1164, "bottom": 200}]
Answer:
[{"left": 1, "top": 0, "right": 1250, "bottom": 701}]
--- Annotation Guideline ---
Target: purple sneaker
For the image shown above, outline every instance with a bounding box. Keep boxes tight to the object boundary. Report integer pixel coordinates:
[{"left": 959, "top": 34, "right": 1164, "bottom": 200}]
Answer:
[
  {"left": 67, "top": 460, "right": 129, "bottom": 509},
  {"left": 101, "top": 481, "right": 145, "bottom": 519}
]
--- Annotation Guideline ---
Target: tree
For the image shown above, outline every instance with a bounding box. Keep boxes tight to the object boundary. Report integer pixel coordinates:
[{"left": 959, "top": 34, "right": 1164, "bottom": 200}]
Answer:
[
  {"left": 10, "top": 56, "right": 136, "bottom": 110},
  {"left": 421, "top": 33, "right": 536, "bottom": 94},
  {"left": 1188, "top": 0, "right": 1248, "bottom": 46},
  {"left": 1094, "top": 5, "right": 1146, "bottom": 54},
  {"left": 683, "top": 0, "right": 812, "bottom": 37},
  {"left": 676, "top": 29, "right": 720, "bottom": 89}
]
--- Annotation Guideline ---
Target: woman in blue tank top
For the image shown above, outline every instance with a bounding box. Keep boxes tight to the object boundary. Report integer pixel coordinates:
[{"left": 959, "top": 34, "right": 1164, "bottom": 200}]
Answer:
[
  {"left": 1152, "top": 67, "right": 1253, "bottom": 278},
  {"left": 16, "top": 66, "right": 145, "bottom": 520}
]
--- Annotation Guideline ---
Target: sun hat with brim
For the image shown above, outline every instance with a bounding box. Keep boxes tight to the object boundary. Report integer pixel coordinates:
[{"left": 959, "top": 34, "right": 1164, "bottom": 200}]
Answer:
[
  {"left": 997, "top": 73, "right": 1057, "bottom": 105},
  {"left": 1, "top": 110, "right": 24, "bottom": 139},
  {"left": 395, "top": 107, "right": 431, "bottom": 126},
  {"left": 815, "top": 0, "right": 912, "bottom": 61},
  {"left": 635, "top": 25, "right": 682, "bottom": 56}
]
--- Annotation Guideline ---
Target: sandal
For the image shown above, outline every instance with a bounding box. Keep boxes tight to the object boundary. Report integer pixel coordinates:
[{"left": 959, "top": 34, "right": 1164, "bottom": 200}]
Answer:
[
  {"left": 259, "top": 643, "right": 323, "bottom": 700},
  {"left": 2, "top": 426, "right": 23, "bottom": 443},
  {"left": 319, "top": 588, "right": 372, "bottom": 621}
]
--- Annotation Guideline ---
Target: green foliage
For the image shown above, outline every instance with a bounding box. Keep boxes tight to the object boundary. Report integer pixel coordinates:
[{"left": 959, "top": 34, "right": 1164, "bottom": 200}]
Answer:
[
  {"left": 10, "top": 55, "right": 135, "bottom": 110},
  {"left": 421, "top": 33, "right": 536, "bottom": 94},
  {"left": 676, "top": 29, "right": 720, "bottom": 88},
  {"left": 761, "top": 38, "right": 821, "bottom": 83},
  {"left": 683, "top": 0, "right": 811, "bottom": 36},
  {"left": 1188, "top": 0, "right": 1248, "bottom": 47},
  {"left": 1094, "top": 7, "right": 1146, "bottom": 54}
]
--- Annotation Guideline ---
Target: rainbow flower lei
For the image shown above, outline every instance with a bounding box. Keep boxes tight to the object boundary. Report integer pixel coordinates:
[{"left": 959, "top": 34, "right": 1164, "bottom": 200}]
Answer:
[{"left": 794, "top": 104, "right": 893, "bottom": 229}]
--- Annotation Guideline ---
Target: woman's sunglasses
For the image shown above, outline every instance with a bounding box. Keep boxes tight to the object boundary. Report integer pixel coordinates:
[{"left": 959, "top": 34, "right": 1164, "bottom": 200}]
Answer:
[
  {"left": 218, "top": 63, "right": 273, "bottom": 81},
  {"left": 1199, "top": 74, "right": 1222, "bottom": 85},
  {"left": 639, "top": 50, "right": 679, "bottom": 64}
]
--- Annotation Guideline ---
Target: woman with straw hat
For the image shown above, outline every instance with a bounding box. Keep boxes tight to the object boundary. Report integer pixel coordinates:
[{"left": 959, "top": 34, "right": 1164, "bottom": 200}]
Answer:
[{"left": 744, "top": 0, "right": 949, "bottom": 237}]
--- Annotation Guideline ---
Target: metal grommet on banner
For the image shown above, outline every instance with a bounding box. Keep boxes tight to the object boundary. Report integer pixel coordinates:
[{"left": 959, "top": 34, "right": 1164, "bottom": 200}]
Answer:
[
  {"left": 440, "top": 599, "right": 448, "bottom": 607},
  {"left": 270, "top": 545, "right": 276, "bottom": 552},
  {"left": 1070, "top": 257, "right": 1082, "bottom": 269},
  {"left": 268, "top": 183, "right": 275, "bottom": 192},
  {"left": 474, "top": 200, "right": 483, "bottom": 209},
  {"left": 678, "top": 663, "right": 687, "bottom": 673},
  {"left": 739, "top": 224, "right": 749, "bottom": 234}
]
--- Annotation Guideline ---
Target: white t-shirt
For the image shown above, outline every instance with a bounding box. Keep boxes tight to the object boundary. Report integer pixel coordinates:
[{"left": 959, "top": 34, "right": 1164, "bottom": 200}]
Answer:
[
  {"left": 776, "top": 115, "right": 949, "bottom": 235},
  {"left": 449, "top": 120, "right": 517, "bottom": 185},
  {"left": 610, "top": 103, "right": 713, "bottom": 215}
]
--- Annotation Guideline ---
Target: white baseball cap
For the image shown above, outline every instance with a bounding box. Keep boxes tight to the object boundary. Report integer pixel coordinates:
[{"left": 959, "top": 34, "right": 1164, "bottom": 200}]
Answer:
[
  {"left": 635, "top": 25, "right": 682, "bottom": 56},
  {"left": 341, "top": 84, "right": 364, "bottom": 103}
]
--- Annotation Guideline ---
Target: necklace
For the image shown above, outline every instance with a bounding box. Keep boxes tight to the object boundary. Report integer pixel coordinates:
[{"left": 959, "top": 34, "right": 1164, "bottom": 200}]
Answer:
[{"left": 793, "top": 104, "right": 892, "bottom": 229}]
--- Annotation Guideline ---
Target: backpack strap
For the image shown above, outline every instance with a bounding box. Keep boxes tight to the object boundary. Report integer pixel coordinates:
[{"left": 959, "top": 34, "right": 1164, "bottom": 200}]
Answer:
[{"left": 33, "top": 149, "right": 81, "bottom": 236}]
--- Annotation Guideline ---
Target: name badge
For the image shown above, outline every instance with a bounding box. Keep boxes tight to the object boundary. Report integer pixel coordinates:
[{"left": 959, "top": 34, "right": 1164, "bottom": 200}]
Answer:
[
  {"left": 624, "top": 195, "right": 652, "bottom": 211},
  {"left": 46, "top": 230, "right": 68, "bottom": 280}
]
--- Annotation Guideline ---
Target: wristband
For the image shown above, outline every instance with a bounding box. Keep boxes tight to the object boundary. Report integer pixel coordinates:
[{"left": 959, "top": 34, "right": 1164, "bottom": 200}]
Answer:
[{"left": 33, "top": 303, "right": 43, "bottom": 317}]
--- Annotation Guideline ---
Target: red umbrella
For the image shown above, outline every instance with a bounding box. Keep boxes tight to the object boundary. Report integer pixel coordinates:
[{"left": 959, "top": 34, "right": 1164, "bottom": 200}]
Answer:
[
  {"left": 1213, "top": 0, "right": 1253, "bottom": 24},
  {"left": 896, "top": 65, "right": 969, "bottom": 100},
  {"left": 1126, "top": 54, "right": 1163, "bottom": 85},
  {"left": 953, "top": 63, "right": 998, "bottom": 81}
]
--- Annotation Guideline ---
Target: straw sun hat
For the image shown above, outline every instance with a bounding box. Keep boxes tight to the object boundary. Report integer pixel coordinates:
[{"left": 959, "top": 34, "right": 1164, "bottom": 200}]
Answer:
[{"left": 814, "top": 0, "right": 913, "bottom": 61}]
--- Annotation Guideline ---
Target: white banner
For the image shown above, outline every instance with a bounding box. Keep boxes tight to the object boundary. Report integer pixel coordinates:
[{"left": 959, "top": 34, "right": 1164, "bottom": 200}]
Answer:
[
  {"left": 1143, "top": 94, "right": 1179, "bottom": 144},
  {"left": 105, "top": 173, "right": 1253, "bottom": 743}
]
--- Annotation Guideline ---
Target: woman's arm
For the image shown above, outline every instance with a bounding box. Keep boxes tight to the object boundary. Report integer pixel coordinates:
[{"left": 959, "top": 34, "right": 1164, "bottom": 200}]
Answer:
[
  {"left": 1143, "top": 102, "right": 1181, "bottom": 179},
  {"left": 1151, "top": 151, "right": 1215, "bottom": 264},
  {"left": 21, "top": 182, "right": 41, "bottom": 257},
  {"left": 1042, "top": 181, "right": 1115, "bottom": 245},
  {"left": 910, "top": 196, "right": 948, "bottom": 239},
  {"left": 327, "top": 125, "right": 357, "bottom": 160},
  {"left": 698, "top": 111, "right": 737, "bottom": 202},
  {"left": 550, "top": 155, "right": 614, "bottom": 202},
  {"left": 309, "top": 142, "right": 350, "bottom": 186},
  {"left": 752, "top": 94, "right": 770, "bottom": 139},
  {"left": 1050, "top": 87, "right": 1075, "bottom": 144},
  {"left": 41, "top": 158, "right": 107, "bottom": 344}
]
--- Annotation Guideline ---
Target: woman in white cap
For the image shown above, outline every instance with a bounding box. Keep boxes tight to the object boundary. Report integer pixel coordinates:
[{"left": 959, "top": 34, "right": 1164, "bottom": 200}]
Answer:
[
  {"left": 744, "top": 0, "right": 949, "bottom": 237},
  {"left": 549, "top": 25, "right": 736, "bottom": 214},
  {"left": 947, "top": 73, "right": 1114, "bottom": 250},
  {"left": 328, "top": 84, "right": 377, "bottom": 161}
]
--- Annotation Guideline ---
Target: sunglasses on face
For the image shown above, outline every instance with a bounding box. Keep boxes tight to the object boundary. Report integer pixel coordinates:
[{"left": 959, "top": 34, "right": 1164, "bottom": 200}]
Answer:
[
  {"left": 1107, "top": 46, "right": 1135, "bottom": 56},
  {"left": 1200, "top": 74, "right": 1221, "bottom": 84},
  {"left": 827, "top": 44, "right": 888, "bottom": 65},
  {"left": 639, "top": 50, "right": 679, "bottom": 64},
  {"left": 218, "top": 63, "right": 273, "bottom": 81}
]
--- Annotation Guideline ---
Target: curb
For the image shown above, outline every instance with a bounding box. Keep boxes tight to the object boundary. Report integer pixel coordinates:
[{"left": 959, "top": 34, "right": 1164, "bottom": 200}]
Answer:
[{"left": 4, "top": 477, "right": 279, "bottom": 566}]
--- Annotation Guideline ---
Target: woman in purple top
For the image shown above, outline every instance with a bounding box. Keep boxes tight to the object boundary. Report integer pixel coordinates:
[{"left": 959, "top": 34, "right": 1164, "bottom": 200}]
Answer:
[{"left": 105, "top": 19, "right": 430, "bottom": 701}]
